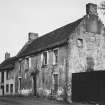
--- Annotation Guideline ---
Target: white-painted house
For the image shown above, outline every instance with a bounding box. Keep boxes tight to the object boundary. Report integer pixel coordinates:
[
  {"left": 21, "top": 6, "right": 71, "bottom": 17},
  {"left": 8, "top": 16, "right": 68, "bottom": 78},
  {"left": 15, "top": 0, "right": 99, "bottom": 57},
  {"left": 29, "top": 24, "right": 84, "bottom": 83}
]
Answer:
[{"left": 0, "top": 53, "right": 17, "bottom": 95}]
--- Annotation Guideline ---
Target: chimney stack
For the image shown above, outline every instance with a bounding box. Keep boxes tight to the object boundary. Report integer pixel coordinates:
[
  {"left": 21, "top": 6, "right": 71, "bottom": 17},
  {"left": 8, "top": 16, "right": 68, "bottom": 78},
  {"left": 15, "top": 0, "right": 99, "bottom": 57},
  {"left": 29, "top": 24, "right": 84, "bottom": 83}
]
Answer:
[
  {"left": 5, "top": 52, "right": 10, "bottom": 60},
  {"left": 86, "top": 3, "right": 98, "bottom": 15},
  {"left": 28, "top": 32, "right": 38, "bottom": 41}
]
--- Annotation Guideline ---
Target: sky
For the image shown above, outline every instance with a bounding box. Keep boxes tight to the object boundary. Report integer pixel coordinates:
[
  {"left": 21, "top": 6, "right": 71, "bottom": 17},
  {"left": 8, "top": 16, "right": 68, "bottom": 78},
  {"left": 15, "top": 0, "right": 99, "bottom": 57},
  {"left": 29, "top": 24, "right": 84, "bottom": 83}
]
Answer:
[{"left": 0, "top": 0, "right": 104, "bottom": 63}]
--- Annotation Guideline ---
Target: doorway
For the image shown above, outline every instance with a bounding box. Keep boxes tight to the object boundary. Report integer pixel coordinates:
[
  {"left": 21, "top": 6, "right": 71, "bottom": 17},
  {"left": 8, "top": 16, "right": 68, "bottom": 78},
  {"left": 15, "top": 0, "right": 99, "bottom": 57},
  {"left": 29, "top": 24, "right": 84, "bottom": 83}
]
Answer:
[
  {"left": 33, "top": 76, "right": 37, "bottom": 96},
  {"left": 53, "top": 74, "right": 58, "bottom": 94}
]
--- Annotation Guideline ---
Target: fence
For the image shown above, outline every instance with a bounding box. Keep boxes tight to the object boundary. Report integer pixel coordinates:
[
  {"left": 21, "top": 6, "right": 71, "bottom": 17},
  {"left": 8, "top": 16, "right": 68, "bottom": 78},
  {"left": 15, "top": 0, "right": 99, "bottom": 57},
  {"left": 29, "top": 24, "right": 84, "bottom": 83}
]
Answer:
[{"left": 72, "top": 71, "right": 105, "bottom": 103}]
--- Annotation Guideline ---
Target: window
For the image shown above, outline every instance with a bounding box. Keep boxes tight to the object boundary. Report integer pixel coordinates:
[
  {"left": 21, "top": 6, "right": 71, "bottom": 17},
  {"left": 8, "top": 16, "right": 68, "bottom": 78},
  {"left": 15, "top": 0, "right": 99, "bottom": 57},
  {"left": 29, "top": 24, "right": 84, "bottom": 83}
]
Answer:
[
  {"left": 53, "top": 49, "right": 58, "bottom": 65},
  {"left": 10, "top": 84, "right": 13, "bottom": 93},
  {"left": 19, "top": 61, "right": 22, "bottom": 73},
  {"left": 43, "top": 51, "right": 48, "bottom": 65},
  {"left": 1, "top": 72, "right": 4, "bottom": 83},
  {"left": 77, "top": 38, "right": 83, "bottom": 48},
  {"left": 6, "top": 84, "right": 9, "bottom": 93},
  {"left": 24, "top": 72, "right": 28, "bottom": 79},
  {"left": 24, "top": 58, "right": 29, "bottom": 71},
  {"left": 29, "top": 57, "right": 32, "bottom": 69}
]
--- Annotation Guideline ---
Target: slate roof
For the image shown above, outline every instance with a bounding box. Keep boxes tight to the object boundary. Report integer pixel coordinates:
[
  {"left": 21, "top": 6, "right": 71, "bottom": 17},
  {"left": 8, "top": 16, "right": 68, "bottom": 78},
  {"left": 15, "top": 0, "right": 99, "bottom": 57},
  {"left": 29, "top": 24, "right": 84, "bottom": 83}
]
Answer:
[
  {"left": 17, "top": 18, "right": 83, "bottom": 58},
  {"left": 0, "top": 57, "right": 17, "bottom": 71}
]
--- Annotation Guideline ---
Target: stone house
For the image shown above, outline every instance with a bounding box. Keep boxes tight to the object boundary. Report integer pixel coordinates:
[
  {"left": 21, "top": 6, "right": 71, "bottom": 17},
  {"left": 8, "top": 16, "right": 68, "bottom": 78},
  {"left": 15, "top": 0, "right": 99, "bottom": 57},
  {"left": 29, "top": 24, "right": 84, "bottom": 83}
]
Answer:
[
  {"left": 0, "top": 3, "right": 105, "bottom": 102},
  {"left": 0, "top": 52, "right": 17, "bottom": 95},
  {"left": 14, "top": 3, "right": 105, "bottom": 101}
]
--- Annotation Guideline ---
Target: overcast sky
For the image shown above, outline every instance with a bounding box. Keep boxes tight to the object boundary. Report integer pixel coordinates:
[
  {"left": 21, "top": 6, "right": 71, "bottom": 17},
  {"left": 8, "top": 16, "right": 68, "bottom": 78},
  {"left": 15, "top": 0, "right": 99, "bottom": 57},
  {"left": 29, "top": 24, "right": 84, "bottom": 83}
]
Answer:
[{"left": 0, "top": 0, "right": 104, "bottom": 63}]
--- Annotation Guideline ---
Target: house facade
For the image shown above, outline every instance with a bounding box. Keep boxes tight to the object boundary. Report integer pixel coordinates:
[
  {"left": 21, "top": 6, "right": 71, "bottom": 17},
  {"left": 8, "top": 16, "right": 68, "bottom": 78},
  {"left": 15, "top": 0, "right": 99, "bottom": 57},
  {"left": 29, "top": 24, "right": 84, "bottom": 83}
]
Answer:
[
  {"left": 14, "top": 3, "right": 105, "bottom": 101},
  {"left": 0, "top": 53, "right": 17, "bottom": 95},
  {"left": 15, "top": 44, "right": 68, "bottom": 97},
  {"left": 0, "top": 3, "right": 105, "bottom": 102}
]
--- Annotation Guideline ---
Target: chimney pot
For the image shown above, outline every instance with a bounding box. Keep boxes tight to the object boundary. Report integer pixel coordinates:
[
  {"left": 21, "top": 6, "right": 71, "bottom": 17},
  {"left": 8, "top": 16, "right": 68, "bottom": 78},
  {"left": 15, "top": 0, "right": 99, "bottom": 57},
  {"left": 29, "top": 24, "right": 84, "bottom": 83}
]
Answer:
[
  {"left": 5, "top": 52, "right": 10, "bottom": 60},
  {"left": 86, "top": 3, "right": 98, "bottom": 15},
  {"left": 28, "top": 32, "right": 38, "bottom": 41}
]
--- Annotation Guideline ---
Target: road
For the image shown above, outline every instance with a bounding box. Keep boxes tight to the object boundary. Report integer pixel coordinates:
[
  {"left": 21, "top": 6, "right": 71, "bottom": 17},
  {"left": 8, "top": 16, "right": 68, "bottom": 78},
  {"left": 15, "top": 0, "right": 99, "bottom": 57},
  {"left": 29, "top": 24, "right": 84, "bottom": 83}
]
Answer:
[
  {"left": 0, "top": 96, "right": 93, "bottom": 105},
  {"left": 0, "top": 96, "right": 69, "bottom": 105}
]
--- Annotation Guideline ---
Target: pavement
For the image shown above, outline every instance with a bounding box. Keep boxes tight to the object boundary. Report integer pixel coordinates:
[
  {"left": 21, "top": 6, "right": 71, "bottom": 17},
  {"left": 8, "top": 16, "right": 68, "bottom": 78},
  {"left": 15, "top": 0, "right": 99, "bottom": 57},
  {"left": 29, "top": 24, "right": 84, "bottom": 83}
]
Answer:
[{"left": 0, "top": 96, "right": 94, "bottom": 105}]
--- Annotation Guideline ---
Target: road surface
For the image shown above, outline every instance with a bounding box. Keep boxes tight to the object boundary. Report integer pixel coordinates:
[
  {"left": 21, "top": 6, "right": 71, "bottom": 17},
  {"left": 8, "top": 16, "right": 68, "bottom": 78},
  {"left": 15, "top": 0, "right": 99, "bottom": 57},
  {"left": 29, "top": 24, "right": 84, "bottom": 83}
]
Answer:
[
  {"left": 0, "top": 96, "right": 69, "bottom": 105},
  {"left": 0, "top": 96, "right": 93, "bottom": 105}
]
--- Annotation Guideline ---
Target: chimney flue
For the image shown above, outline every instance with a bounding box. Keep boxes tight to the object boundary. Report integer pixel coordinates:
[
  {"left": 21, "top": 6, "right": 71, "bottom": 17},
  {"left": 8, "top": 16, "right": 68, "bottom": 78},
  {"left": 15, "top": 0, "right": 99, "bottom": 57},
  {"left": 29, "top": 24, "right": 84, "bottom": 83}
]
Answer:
[
  {"left": 86, "top": 3, "right": 98, "bottom": 15},
  {"left": 5, "top": 52, "right": 10, "bottom": 60},
  {"left": 28, "top": 32, "right": 38, "bottom": 41}
]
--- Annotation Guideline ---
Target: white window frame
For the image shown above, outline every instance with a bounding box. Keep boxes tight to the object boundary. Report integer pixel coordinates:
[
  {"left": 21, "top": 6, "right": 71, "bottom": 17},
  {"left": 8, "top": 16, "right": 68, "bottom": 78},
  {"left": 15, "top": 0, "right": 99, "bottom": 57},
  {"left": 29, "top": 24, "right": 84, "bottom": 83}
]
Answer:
[
  {"left": 42, "top": 51, "right": 49, "bottom": 66},
  {"left": 24, "top": 72, "right": 27, "bottom": 79},
  {"left": 24, "top": 57, "right": 29, "bottom": 70},
  {"left": 29, "top": 57, "right": 32, "bottom": 69},
  {"left": 47, "top": 51, "right": 49, "bottom": 65},
  {"left": 19, "top": 59, "right": 22, "bottom": 73}
]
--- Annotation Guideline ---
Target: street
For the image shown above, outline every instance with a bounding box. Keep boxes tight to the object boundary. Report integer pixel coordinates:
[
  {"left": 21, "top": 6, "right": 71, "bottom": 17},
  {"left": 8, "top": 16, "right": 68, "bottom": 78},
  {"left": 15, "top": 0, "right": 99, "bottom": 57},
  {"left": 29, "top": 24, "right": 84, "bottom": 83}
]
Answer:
[
  {"left": 0, "top": 96, "right": 68, "bottom": 105},
  {"left": 0, "top": 96, "right": 93, "bottom": 105}
]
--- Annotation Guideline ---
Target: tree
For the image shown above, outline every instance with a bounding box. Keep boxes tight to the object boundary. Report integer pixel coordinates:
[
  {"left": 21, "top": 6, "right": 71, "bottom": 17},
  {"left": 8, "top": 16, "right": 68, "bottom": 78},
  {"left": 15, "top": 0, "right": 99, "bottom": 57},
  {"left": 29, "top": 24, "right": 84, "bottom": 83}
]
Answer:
[{"left": 99, "top": 1, "right": 105, "bottom": 15}]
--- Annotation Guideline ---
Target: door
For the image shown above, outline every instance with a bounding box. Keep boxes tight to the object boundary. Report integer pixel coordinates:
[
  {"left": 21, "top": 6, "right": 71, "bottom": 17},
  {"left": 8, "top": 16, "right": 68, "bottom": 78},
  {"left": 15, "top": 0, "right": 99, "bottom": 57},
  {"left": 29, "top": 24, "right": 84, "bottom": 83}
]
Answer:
[
  {"left": 33, "top": 76, "right": 37, "bottom": 96},
  {"left": 53, "top": 74, "right": 58, "bottom": 94},
  {"left": 10, "top": 84, "right": 13, "bottom": 94}
]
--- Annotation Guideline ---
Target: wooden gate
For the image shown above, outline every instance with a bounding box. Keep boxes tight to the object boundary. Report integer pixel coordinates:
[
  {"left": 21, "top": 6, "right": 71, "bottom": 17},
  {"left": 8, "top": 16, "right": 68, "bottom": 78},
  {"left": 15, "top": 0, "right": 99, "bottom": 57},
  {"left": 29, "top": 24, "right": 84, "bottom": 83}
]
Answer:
[{"left": 72, "top": 71, "right": 105, "bottom": 103}]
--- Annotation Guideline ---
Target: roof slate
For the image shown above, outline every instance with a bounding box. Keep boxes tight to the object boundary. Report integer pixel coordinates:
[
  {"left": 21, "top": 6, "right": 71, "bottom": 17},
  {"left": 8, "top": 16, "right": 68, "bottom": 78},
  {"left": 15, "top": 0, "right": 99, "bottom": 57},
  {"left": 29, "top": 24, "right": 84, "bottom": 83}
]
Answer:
[
  {"left": 17, "top": 18, "right": 83, "bottom": 58},
  {"left": 0, "top": 57, "right": 17, "bottom": 71}
]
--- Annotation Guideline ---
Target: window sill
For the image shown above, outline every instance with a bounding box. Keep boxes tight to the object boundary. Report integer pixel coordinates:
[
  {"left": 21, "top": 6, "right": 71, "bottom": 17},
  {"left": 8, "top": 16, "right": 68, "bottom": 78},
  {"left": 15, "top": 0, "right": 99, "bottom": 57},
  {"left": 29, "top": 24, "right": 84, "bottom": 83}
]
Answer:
[{"left": 52, "top": 63, "right": 58, "bottom": 66}]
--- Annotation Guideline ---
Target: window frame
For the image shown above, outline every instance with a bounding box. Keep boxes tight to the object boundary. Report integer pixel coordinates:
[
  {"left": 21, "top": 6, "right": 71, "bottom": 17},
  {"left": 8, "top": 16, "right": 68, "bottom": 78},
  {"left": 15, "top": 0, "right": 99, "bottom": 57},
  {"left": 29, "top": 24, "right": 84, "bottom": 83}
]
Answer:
[
  {"left": 19, "top": 59, "right": 22, "bottom": 73},
  {"left": 77, "top": 38, "right": 83, "bottom": 48},
  {"left": 6, "top": 84, "right": 9, "bottom": 93},
  {"left": 25, "top": 57, "right": 29, "bottom": 70},
  {"left": 29, "top": 57, "right": 32, "bottom": 69},
  {"left": 53, "top": 48, "right": 59, "bottom": 65},
  {"left": 42, "top": 51, "right": 48, "bottom": 66},
  {"left": 10, "top": 84, "right": 13, "bottom": 93},
  {"left": 1, "top": 72, "right": 4, "bottom": 83}
]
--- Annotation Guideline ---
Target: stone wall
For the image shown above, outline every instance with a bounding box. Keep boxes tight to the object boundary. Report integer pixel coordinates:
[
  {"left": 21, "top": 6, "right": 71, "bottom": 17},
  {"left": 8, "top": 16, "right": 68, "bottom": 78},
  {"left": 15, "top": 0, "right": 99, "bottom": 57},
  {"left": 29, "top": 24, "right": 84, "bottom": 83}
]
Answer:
[
  {"left": 68, "top": 15, "right": 105, "bottom": 75},
  {"left": 14, "top": 45, "right": 68, "bottom": 96},
  {"left": 35, "top": 46, "right": 67, "bottom": 96},
  {"left": 14, "top": 59, "right": 33, "bottom": 95},
  {"left": 65, "top": 14, "right": 105, "bottom": 102}
]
